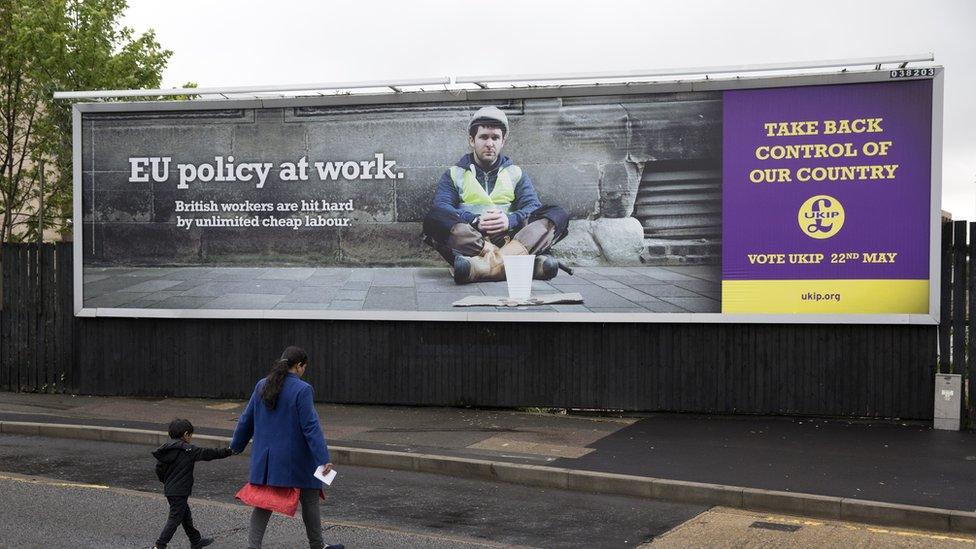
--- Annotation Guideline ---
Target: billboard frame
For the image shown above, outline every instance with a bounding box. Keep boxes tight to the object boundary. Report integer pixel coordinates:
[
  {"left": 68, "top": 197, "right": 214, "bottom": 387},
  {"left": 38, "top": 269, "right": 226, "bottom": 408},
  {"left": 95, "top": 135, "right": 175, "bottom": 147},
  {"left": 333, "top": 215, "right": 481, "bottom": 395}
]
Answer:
[{"left": 71, "top": 67, "right": 944, "bottom": 324}]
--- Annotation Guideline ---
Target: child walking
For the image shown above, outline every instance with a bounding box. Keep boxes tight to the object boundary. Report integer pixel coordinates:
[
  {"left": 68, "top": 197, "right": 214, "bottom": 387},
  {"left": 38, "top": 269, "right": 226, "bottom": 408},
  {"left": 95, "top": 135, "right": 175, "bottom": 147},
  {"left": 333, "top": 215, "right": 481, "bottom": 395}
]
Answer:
[{"left": 152, "top": 418, "right": 234, "bottom": 549}]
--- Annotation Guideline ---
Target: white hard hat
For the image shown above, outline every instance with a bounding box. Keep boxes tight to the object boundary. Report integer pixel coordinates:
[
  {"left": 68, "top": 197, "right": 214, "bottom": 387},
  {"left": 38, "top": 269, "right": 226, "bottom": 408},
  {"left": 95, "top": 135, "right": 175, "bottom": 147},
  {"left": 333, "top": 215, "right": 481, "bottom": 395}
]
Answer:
[{"left": 469, "top": 106, "right": 508, "bottom": 134}]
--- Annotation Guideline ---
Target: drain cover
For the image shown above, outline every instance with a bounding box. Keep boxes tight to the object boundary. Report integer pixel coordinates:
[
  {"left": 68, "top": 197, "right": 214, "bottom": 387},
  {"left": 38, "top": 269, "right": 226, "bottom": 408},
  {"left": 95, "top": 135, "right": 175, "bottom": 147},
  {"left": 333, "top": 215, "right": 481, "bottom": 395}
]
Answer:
[{"left": 749, "top": 521, "right": 801, "bottom": 533}]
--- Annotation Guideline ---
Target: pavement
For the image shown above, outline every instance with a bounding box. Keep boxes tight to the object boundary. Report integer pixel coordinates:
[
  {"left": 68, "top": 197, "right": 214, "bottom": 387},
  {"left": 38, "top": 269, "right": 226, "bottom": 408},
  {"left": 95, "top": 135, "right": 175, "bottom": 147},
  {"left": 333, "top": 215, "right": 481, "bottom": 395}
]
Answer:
[
  {"left": 81, "top": 265, "right": 721, "bottom": 313},
  {"left": 2, "top": 391, "right": 976, "bottom": 533},
  {"left": 641, "top": 507, "right": 976, "bottom": 548}
]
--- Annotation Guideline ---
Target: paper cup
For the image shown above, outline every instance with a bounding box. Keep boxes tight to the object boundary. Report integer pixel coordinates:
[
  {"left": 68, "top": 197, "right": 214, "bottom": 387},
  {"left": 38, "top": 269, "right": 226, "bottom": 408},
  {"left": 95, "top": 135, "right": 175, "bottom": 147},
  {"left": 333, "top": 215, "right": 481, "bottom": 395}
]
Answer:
[{"left": 503, "top": 255, "right": 535, "bottom": 300}]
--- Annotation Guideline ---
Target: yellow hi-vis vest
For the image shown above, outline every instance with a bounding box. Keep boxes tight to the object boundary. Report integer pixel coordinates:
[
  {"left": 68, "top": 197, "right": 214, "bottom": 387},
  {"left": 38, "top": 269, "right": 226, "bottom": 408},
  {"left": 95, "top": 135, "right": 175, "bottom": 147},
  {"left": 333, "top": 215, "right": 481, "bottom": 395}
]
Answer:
[{"left": 449, "top": 164, "right": 521, "bottom": 215}]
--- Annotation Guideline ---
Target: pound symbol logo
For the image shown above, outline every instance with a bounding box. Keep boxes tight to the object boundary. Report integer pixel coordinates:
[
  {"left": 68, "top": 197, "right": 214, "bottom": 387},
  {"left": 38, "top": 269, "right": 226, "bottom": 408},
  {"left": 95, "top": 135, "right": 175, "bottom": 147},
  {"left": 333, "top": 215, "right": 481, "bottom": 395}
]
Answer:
[{"left": 798, "top": 195, "right": 845, "bottom": 239}]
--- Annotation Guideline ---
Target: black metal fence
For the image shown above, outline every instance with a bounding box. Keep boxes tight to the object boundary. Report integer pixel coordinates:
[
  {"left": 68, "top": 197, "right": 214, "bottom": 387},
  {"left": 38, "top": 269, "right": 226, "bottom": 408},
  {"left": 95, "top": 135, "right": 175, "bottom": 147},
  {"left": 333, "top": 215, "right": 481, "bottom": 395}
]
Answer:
[
  {"left": 0, "top": 239, "right": 955, "bottom": 421},
  {"left": 938, "top": 220, "right": 975, "bottom": 426}
]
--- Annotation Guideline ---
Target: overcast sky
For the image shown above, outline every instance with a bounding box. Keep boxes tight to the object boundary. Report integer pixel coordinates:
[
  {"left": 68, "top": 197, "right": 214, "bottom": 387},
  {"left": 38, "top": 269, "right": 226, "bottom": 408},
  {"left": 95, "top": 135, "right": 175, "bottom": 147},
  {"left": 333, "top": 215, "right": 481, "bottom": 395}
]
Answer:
[{"left": 123, "top": 0, "right": 975, "bottom": 219}]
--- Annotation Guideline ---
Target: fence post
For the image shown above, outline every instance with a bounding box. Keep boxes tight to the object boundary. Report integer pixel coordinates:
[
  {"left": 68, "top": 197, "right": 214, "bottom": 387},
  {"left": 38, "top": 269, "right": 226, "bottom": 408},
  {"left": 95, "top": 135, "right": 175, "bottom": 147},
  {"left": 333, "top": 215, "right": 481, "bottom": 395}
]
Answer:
[
  {"left": 951, "top": 221, "right": 968, "bottom": 428},
  {"left": 953, "top": 221, "right": 967, "bottom": 373},
  {"left": 940, "top": 221, "right": 952, "bottom": 373},
  {"left": 968, "top": 222, "right": 976, "bottom": 428}
]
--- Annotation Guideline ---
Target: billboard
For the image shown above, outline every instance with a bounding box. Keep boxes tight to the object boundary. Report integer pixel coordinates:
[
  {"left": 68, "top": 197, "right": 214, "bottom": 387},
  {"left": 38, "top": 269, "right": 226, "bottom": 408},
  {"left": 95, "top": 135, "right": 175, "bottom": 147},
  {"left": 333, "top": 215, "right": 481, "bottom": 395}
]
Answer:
[{"left": 73, "top": 69, "right": 942, "bottom": 322}]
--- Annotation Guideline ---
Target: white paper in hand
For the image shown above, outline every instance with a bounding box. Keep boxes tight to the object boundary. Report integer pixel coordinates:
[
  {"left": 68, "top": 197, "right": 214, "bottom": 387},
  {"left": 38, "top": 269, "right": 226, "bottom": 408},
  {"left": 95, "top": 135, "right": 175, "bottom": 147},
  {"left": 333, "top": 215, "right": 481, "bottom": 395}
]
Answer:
[{"left": 314, "top": 465, "right": 337, "bottom": 486}]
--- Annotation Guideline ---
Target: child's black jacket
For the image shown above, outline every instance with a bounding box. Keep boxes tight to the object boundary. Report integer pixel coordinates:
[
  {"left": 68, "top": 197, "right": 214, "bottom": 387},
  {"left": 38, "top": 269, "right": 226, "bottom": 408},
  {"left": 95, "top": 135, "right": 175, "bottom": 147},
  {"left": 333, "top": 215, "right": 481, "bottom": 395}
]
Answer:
[{"left": 153, "top": 440, "right": 232, "bottom": 496}]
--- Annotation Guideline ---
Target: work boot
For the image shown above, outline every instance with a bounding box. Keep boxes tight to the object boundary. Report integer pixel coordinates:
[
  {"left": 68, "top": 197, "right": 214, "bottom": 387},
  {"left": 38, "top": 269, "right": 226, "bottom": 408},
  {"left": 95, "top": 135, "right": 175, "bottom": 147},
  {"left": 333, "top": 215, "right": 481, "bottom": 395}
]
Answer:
[
  {"left": 453, "top": 242, "right": 504, "bottom": 284},
  {"left": 455, "top": 239, "right": 556, "bottom": 284},
  {"left": 502, "top": 239, "right": 558, "bottom": 280},
  {"left": 533, "top": 255, "right": 558, "bottom": 280},
  {"left": 498, "top": 238, "right": 528, "bottom": 257}
]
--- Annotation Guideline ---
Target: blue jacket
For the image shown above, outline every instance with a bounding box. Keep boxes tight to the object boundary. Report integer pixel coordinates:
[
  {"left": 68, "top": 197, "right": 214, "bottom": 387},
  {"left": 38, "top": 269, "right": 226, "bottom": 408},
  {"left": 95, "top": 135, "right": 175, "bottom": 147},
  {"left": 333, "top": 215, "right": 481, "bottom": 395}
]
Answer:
[
  {"left": 230, "top": 373, "right": 330, "bottom": 490},
  {"left": 432, "top": 154, "right": 542, "bottom": 231}
]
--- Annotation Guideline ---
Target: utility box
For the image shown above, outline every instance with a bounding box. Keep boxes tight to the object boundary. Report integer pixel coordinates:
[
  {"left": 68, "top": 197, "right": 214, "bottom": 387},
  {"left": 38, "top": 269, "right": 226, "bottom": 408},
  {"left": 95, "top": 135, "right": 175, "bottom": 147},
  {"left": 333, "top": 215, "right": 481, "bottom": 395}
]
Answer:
[{"left": 934, "top": 374, "right": 962, "bottom": 431}]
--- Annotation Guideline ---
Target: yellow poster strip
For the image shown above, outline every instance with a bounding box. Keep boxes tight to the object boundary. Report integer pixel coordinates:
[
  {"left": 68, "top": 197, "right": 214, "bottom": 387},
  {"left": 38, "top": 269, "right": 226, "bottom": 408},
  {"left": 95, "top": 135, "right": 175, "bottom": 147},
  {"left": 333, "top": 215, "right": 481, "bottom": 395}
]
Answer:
[{"left": 722, "top": 280, "right": 929, "bottom": 314}]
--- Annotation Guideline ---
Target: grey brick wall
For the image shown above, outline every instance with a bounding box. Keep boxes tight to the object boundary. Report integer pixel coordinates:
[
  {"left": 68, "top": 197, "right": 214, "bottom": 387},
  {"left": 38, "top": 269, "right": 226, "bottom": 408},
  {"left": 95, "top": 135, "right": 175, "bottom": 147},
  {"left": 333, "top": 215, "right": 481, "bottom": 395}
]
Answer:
[{"left": 82, "top": 93, "right": 721, "bottom": 267}]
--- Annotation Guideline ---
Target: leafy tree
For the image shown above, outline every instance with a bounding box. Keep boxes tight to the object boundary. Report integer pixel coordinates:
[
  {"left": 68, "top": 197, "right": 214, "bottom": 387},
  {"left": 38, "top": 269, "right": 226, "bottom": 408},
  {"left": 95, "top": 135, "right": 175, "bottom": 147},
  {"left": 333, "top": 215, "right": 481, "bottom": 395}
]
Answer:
[{"left": 0, "top": 0, "right": 172, "bottom": 243}]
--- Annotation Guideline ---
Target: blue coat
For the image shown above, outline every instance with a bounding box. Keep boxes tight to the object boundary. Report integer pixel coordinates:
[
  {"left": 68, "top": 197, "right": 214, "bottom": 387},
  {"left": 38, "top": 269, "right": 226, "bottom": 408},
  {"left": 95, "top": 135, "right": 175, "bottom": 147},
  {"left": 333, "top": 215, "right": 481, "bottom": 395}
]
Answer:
[{"left": 230, "top": 373, "right": 330, "bottom": 490}]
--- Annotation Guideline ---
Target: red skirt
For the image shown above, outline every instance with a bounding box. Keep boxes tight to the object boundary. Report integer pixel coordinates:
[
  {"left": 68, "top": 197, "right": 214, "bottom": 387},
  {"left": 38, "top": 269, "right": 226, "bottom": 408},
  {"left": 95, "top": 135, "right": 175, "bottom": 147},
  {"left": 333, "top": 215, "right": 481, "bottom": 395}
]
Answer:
[{"left": 235, "top": 483, "right": 325, "bottom": 517}]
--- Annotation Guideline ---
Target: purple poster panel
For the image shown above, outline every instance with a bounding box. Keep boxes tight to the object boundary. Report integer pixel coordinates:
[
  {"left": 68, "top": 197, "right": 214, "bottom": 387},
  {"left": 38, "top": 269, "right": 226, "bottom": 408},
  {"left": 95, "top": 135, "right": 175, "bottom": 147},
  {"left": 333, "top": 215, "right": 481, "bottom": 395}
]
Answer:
[{"left": 722, "top": 80, "right": 933, "bottom": 313}]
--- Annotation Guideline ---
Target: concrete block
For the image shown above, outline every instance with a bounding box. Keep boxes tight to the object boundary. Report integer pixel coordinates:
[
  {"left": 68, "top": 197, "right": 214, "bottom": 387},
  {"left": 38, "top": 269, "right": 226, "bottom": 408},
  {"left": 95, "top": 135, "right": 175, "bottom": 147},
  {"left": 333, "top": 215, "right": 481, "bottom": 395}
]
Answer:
[
  {"left": 324, "top": 180, "right": 396, "bottom": 223},
  {"left": 370, "top": 269, "right": 417, "bottom": 287},
  {"left": 529, "top": 163, "right": 601, "bottom": 219},
  {"left": 840, "top": 498, "right": 950, "bottom": 532},
  {"left": 194, "top": 434, "right": 231, "bottom": 449},
  {"left": 338, "top": 222, "right": 440, "bottom": 266},
  {"left": 491, "top": 463, "right": 569, "bottom": 490},
  {"left": 565, "top": 472, "right": 654, "bottom": 498},
  {"left": 92, "top": 124, "right": 235, "bottom": 173},
  {"left": 88, "top": 222, "right": 202, "bottom": 266},
  {"left": 88, "top": 169, "right": 152, "bottom": 192},
  {"left": 933, "top": 418, "right": 959, "bottom": 430},
  {"left": 599, "top": 161, "right": 641, "bottom": 218},
  {"left": 651, "top": 478, "right": 743, "bottom": 507},
  {"left": 305, "top": 110, "right": 464, "bottom": 169},
  {"left": 412, "top": 455, "right": 495, "bottom": 481},
  {"left": 641, "top": 213, "right": 719, "bottom": 233},
  {"left": 740, "top": 488, "right": 842, "bottom": 520},
  {"left": 80, "top": 174, "right": 95, "bottom": 224},
  {"left": 329, "top": 447, "right": 353, "bottom": 466},
  {"left": 552, "top": 220, "right": 604, "bottom": 266},
  {"left": 81, "top": 119, "right": 94, "bottom": 172},
  {"left": 2, "top": 422, "right": 41, "bottom": 436},
  {"left": 504, "top": 103, "right": 630, "bottom": 165},
  {"left": 345, "top": 448, "right": 415, "bottom": 471},
  {"left": 591, "top": 217, "right": 645, "bottom": 264},
  {"left": 624, "top": 98, "right": 722, "bottom": 161},
  {"left": 232, "top": 108, "right": 308, "bottom": 165},
  {"left": 550, "top": 218, "right": 644, "bottom": 266},
  {"left": 281, "top": 286, "right": 339, "bottom": 304},
  {"left": 93, "top": 190, "right": 154, "bottom": 222},
  {"left": 949, "top": 510, "right": 976, "bottom": 533},
  {"left": 207, "top": 294, "right": 284, "bottom": 309},
  {"left": 522, "top": 97, "right": 563, "bottom": 113},
  {"left": 362, "top": 286, "right": 417, "bottom": 311},
  {"left": 41, "top": 424, "right": 98, "bottom": 442},
  {"left": 98, "top": 427, "right": 158, "bottom": 446},
  {"left": 394, "top": 166, "right": 445, "bottom": 222},
  {"left": 86, "top": 171, "right": 153, "bottom": 225}
]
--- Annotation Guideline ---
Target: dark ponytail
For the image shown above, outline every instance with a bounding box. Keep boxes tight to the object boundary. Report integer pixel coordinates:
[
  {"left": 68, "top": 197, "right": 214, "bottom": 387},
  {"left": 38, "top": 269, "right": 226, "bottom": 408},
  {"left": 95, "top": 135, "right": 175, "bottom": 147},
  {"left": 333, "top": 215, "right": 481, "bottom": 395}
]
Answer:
[{"left": 261, "top": 346, "right": 307, "bottom": 409}]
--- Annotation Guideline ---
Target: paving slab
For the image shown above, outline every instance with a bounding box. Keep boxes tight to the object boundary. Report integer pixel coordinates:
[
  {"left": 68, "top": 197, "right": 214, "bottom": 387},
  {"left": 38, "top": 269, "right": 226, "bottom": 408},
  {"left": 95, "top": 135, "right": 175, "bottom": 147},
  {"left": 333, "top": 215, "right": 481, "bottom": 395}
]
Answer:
[
  {"left": 81, "top": 266, "right": 721, "bottom": 313},
  {"left": 205, "top": 293, "right": 285, "bottom": 309}
]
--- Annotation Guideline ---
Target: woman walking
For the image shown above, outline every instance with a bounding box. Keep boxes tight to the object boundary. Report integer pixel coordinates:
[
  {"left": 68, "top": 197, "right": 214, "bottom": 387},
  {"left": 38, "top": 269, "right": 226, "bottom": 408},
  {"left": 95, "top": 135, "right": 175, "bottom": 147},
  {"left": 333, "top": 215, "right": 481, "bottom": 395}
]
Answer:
[{"left": 230, "top": 346, "right": 343, "bottom": 549}]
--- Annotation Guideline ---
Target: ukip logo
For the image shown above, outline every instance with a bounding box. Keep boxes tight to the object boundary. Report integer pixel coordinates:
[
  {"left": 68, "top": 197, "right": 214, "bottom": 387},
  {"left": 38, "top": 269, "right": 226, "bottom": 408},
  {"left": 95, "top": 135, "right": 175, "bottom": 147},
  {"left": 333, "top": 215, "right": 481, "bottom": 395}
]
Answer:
[{"left": 797, "top": 195, "right": 845, "bottom": 239}]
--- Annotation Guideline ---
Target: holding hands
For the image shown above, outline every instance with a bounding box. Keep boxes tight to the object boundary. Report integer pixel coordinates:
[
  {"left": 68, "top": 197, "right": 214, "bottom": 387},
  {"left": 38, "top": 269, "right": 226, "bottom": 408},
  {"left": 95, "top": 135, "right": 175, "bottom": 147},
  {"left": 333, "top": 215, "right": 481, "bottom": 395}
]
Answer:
[{"left": 478, "top": 209, "right": 509, "bottom": 235}]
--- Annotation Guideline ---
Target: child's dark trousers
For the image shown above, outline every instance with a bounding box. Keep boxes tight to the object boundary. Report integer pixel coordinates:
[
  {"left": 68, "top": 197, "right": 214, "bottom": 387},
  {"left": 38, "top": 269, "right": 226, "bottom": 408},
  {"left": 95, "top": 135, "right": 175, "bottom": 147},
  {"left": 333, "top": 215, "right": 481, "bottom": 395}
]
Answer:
[{"left": 156, "top": 496, "right": 201, "bottom": 547}]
